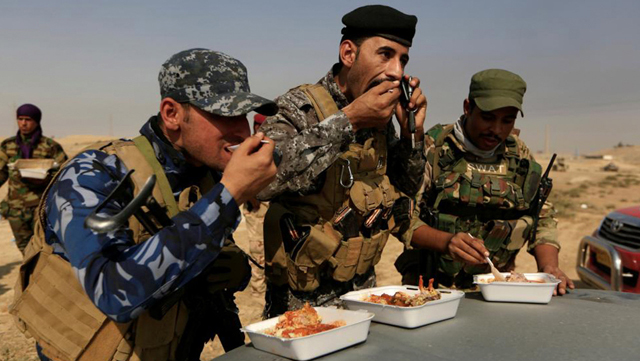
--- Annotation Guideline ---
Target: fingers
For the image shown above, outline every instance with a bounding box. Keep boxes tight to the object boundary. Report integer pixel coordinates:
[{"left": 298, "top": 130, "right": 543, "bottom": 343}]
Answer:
[
  {"left": 463, "top": 233, "right": 489, "bottom": 259},
  {"left": 449, "top": 233, "right": 487, "bottom": 265},
  {"left": 404, "top": 74, "right": 420, "bottom": 89},
  {"left": 232, "top": 132, "right": 266, "bottom": 155},
  {"left": 372, "top": 79, "right": 400, "bottom": 95},
  {"left": 450, "top": 244, "right": 485, "bottom": 265}
]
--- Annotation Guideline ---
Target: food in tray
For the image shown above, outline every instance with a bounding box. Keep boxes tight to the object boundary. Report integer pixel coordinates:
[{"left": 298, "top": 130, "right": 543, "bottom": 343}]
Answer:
[
  {"left": 480, "top": 271, "right": 546, "bottom": 283},
  {"left": 362, "top": 276, "right": 441, "bottom": 307},
  {"left": 263, "top": 303, "right": 346, "bottom": 338}
]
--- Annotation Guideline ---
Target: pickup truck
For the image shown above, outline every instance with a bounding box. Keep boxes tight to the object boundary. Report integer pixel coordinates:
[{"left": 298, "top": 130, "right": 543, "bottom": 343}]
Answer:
[{"left": 577, "top": 206, "right": 640, "bottom": 292}]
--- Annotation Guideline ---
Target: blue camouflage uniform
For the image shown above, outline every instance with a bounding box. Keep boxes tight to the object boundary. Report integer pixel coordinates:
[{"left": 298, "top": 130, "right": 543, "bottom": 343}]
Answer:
[
  {"left": 44, "top": 117, "right": 241, "bottom": 322},
  {"left": 12, "top": 48, "right": 279, "bottom": 361}
]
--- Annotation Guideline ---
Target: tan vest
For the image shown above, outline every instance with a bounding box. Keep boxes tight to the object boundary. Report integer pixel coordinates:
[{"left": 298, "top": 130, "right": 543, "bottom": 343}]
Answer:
[
  {"left": 264, "top": 85, "right": 402, "bottom": 291},
  {"left": 10, "top": 136, "right": 212, "bottom": 361}
]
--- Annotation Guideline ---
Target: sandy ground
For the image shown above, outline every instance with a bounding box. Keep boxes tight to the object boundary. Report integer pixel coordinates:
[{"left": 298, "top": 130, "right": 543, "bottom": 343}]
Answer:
[{"left": 1, "top": 136, "right": 639, "bottom": 360}]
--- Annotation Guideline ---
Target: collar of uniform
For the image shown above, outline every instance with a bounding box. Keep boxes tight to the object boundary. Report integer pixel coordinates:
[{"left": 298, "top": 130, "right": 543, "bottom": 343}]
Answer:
[
  {"left": 323, "top": 64, "right": 350, "bottom": 110},
  {"left": 139, "top": 116, "right": 210, "bottom": 193}
]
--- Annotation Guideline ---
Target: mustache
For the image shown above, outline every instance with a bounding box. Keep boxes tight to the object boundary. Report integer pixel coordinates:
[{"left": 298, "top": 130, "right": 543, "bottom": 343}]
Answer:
[
  {"left": 366, "top": 77, "right": 396, "bottom": 92},
  {"left": 480, "top": 133, "right": 502, "bottom": 142}
]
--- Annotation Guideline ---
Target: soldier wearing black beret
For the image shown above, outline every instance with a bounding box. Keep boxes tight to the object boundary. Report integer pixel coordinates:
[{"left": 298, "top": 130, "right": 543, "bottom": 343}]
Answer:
[{"left": 259, "top": 5, "right": 429, "bottom": 317}]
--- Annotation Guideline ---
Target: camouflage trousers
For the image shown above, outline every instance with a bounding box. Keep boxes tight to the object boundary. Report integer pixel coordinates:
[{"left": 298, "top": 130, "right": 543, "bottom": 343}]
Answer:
[
  {"left": 263, "top": 267, "right": 376, "bottom": 319},
  {"left": 242, "top": 202, "right": 268, "bottom": 296},
  {"left": 6, "top": 206, "right": 36, "bottom": 255}
]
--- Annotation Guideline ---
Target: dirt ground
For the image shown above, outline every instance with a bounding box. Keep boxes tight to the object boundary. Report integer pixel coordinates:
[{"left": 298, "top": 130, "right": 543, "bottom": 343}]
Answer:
[{"left": 1, "top": 137, "right": 639, "bottom": 360}]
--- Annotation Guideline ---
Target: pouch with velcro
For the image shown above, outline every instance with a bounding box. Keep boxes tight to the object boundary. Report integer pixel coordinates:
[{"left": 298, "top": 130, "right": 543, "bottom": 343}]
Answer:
[
  {"left": 350, "top": 178, "right": 383, "bottom": 215},
  {"left": 287, "top": 223, "right": 340, "bottom": 291},
  {"left": 355, "top": 231, "right": 390, "bottom": 275},
  {"left": 330, "top": 236, "right": 363, "bottom": 282}
]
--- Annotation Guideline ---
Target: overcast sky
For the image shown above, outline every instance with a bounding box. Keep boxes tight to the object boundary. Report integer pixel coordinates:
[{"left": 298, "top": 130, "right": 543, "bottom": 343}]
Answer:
[{"left": 1, "top": 0, "right": 639, "bottom": 154}]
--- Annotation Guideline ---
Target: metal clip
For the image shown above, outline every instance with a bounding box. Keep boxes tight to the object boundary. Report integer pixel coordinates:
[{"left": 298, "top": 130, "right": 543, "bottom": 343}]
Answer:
[{"left": 339, "top": 159, "right": 354, "bottom": 188}]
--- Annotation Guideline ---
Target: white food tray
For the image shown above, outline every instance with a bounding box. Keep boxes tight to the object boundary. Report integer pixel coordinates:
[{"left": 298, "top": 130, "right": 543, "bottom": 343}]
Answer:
[
  {"left": 340, "top": 285, "right": 464, "bottom": 328},
  {"left": 241, "top": 307, "right": 374, "bottom": 360},
  {"left": 474, "top": 272, "right": 561, "bottom": 304},
  {"left": 18, "top": 168, "right": 49, "bottom": 179},
  {"left": 9, "top": 159, "right": 57, "bottom": 180}
]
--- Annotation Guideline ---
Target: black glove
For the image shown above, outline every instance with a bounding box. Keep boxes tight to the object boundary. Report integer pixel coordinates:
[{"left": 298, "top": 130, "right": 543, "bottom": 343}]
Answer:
[{"left": 205, "top": 241, "right": 251, "bottom": 294}]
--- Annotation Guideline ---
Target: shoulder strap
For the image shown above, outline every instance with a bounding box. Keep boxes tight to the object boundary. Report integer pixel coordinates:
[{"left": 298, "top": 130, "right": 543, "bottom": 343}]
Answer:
[
  {"left": 299, "top": 84, "right": 340, "bottom": 121},
  {"left": 132, "top": 135, "right": 180, "bottom": 217}
]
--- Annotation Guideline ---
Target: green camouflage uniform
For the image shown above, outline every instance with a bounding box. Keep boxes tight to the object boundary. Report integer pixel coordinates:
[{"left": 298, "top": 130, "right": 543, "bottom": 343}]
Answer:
[
  {"left": 0, "top": 134, "right": 67, "bottom": 253},
  {"left": 396, "top": 120, "right": 559, "bottom": 289}
]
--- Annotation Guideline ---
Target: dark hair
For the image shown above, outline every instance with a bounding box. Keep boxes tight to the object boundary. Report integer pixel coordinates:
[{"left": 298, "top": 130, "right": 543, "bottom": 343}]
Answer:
[{"left": 338, "top": 34, "right": 370, "bottom": 66}]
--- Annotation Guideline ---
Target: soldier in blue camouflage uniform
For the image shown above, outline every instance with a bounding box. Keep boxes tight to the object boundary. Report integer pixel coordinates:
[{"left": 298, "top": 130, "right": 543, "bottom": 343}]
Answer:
[
  {"left": 13, "top": 49, "right": 278, "bottom": 361},
  {"left": 0, "top": 104, "right": 67, "bottom": 254},
  {"left": 258, "top": 5, "right": 427, "bottom": 317},
  {"left": 400, "top": 69, "right": 575, "bottom": 295}
]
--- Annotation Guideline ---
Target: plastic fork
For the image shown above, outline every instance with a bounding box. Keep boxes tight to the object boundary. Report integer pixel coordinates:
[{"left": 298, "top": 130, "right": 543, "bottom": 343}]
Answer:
[{"left": 486, "top": 257, "right": 506, "bottom": 282}]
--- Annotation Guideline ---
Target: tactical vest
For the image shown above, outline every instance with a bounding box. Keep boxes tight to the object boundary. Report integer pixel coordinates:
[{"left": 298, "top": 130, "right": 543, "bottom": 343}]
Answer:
[
  {"left": 264, "top": 84, "right": 402, "bottom": 292},
  {"left": 10, "top": 136, "right": 211, "bottom": 361},
  {"left": 424, "top": 124, "right": 542, "bottom": 276}
]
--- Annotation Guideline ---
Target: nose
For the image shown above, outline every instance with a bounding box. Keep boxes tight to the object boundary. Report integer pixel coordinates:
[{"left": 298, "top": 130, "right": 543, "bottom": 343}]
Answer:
[{"left": 385, "top": 57, "right": 404, "bottom": 81}]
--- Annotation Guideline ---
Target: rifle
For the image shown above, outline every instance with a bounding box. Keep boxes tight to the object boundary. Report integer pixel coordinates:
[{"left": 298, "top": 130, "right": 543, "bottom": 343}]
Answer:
[{"left": 529, "top": 153, "right": 556, "bottom": 243}]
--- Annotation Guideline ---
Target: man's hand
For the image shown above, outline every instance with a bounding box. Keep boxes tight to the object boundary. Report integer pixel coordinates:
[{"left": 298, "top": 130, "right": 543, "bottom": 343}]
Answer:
[
  {"left": 447, "top": 232, "right": 488, "bottom": 265},
  {"left": 396, "top": 75, "right": 427, "bottom": 141},
  {"left": 534, "top": 244, "right": 574, "bottom": 296},
  {"left": 343, "top": 80, "right": 401, "bottom": 132},
  {"left": 540, "top": 265, "right": 575, "bottom": 296},
  {"left": 221, "top": 132, "right": 277, "bottom": 205}
]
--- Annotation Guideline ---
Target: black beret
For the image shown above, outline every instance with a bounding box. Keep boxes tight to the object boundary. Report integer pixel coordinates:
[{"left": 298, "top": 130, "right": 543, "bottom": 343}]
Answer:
[{"left": 341, "top": 5, "right": 418, "bottom": 47}]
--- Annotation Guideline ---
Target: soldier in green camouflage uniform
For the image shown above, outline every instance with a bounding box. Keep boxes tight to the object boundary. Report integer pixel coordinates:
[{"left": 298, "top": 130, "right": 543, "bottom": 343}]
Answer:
[
  {"left": 0, "top": 104, "right": 67, "bottom": 254},
  {"left": 399, "top": 69, "right": 575, "bottom": 295}
]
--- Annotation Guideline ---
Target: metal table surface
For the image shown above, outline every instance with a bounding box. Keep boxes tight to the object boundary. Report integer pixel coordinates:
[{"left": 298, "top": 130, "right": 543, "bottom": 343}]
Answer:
[{"left": 214, "top": 289, "right": 640, "bottom": 361}]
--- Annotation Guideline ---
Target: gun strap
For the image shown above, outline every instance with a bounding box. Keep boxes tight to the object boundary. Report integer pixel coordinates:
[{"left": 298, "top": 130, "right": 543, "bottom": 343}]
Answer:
[{"left": 133, "top": 135, "right": 180, "bottom": 217}]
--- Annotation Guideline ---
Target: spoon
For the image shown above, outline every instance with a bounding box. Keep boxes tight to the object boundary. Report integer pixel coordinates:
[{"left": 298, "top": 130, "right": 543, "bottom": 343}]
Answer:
[{"left": 227, "top": 140, "right": 270, "bottom": 151}]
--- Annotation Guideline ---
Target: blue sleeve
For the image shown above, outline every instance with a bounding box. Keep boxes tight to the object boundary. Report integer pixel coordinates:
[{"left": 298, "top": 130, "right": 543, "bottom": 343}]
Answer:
[{"left": 45, "top": 150, "right": 240, "bottom": 322}]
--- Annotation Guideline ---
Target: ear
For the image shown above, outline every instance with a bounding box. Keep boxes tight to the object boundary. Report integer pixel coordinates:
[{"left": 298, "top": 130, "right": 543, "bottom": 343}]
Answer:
[
  {"left": 339, "top": 40, "right": 358, "bottom": 68},
  {"left": 463, "top": 98, "right": 470, "bottom": 117},
  {"left": 159, "top": 98, "right": 185, "bottom": 131}
]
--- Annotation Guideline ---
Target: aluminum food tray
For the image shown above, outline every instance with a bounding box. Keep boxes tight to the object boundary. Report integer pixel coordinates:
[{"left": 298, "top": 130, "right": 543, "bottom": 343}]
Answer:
[
  {"left": 340, "top": 285, "right": 464, "bottom": 328},
  {"left": 474, "top": 272, "right": 561, "bottom": 304},
  {"left": 241, "top": 307, "right": 374, "bottom": 361}
]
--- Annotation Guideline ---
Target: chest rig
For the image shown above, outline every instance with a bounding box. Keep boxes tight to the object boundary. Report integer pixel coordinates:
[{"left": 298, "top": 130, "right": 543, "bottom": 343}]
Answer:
[
  {"left": 10, "top": 136, "right": 212, "bottom": 361},
  {"left": 264, "top": 84, "right": 402, "bottom": 292},
  {"left": 423, "top": 124, "right": 542, "bottom": 276}
]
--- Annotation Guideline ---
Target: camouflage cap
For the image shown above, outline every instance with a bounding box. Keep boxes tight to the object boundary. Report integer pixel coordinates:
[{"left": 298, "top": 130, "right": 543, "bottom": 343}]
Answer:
[
  {"left": 159, "top": 48, "right": 277, "bottom": 117},
  {"left": 469, "top": 69, "right": 527, "bottom": 116}
]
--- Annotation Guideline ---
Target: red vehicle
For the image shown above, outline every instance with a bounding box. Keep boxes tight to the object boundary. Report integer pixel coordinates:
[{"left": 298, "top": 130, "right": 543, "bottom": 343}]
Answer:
[{"left": 577, "top": 206, "right": 640, "bottom": 293}]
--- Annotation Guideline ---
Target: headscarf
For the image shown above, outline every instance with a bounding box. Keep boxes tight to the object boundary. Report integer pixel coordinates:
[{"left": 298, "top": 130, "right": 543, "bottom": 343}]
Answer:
[
  {"left": 453, "top": 116, "right": 501, "bottom": 159},
  {"left": 16, "top": 103, "right": 43, "bottom": 159},
  {"left": 16, "top": 104, "right": 42, "bottom": 123}
]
